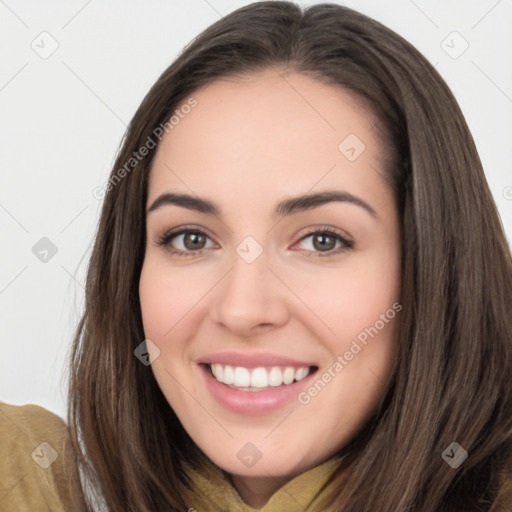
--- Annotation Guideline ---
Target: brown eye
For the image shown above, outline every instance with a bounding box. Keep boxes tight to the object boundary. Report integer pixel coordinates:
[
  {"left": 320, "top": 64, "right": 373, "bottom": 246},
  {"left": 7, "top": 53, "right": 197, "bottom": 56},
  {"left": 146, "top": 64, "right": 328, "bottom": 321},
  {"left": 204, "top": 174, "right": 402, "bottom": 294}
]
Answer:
[
  {"left": 156, "top": 228, "right": 215, "bottom": 257},
  {"left": 311, "top": 233, "right": 337, "bottom": 252},
  {"left": 295, "top": 228, "right": 354, "bottom": 258},
  {"left": 182, "top": 232, "right": 207, "bottom": 250}
]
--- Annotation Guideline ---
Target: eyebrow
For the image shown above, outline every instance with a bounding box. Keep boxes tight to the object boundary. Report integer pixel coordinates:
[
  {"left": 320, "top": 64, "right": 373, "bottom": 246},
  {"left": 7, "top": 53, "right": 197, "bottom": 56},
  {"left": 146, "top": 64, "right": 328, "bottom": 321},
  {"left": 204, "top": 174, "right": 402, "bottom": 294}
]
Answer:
[{"left": 147, "top": 190, "right": 378, "bottom": 220}]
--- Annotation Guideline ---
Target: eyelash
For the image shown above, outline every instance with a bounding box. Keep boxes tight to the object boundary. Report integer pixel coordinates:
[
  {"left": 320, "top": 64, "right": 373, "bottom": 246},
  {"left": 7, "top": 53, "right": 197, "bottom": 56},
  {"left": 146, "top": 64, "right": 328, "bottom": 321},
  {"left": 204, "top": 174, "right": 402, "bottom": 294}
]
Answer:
[{"left": 155, "top": 225, "right": 354, "bottom": 258}]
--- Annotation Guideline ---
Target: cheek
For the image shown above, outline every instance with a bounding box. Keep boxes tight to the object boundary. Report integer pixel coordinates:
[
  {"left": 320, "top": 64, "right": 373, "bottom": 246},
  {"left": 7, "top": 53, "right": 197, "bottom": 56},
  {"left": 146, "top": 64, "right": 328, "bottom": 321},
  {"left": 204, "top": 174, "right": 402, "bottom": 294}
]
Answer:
[
  {"left": 300, "top": 251, "right": 400, "bottom": 420},
  {"left": 291, "top": 248, "right": 401, "bottom": 417},
  {"left": 138, "top": 260, "right": 200, "bottom": 402},
  {"left": 139, "top": 259, "right": 204, "bottom": 342},
  {"left": 287, "top": 249, "right": 400, "bottom": 347},
  {"left": 139, "top": 264, "right": 172, "bottom": 342}
]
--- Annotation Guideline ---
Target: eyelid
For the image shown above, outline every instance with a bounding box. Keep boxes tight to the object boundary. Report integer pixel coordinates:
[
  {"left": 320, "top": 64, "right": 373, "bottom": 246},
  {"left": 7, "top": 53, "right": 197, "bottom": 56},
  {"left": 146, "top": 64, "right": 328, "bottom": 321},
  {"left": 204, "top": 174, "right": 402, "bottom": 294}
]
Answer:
[
  {"left": 155, "top": 224, "right": 354, "bottom": 257},
  {"left": 292, "top": 225, "right": 354, "bottom": 256},
  {"left": 295, "top": 225, "right": 353, "bottom": 244},
  {"left": 155, "top": 224, "right": 218, "bottom": 251}
]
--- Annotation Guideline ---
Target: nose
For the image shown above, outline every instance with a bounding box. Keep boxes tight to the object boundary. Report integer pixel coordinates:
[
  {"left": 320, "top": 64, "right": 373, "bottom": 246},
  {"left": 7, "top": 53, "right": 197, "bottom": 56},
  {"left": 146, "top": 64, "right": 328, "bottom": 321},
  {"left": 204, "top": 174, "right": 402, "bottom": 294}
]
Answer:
[{"left": 210, "top": 246, "right": 290, "bottom": 337}]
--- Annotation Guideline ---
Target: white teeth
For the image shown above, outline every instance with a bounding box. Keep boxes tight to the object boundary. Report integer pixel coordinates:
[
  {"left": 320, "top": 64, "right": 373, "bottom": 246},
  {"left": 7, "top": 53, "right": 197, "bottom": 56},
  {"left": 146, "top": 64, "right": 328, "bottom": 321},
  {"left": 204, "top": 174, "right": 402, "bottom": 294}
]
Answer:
[
  {"left": 295, "top": 367, "right": 309, "bottom": 381},
  {"left": 251, "top": 367, "right": 268, "bottom": 388},
  {"left": 233, "top": 367, "right": 251, "bottom": 387},
  {"left": 208, "top": 364, "right": 313, "bottom": 389},
  {"left": 283, "top": 367, "right": 295, "bottom": 385},
  {"left": 223, "top": 365, "right": 234, "bottom": 384},
  {"left": 268, "top": 367, "right": 282, "bottom": 386},
  {"left": 211, "top": 363, "right": 223, "bottom": 381}
]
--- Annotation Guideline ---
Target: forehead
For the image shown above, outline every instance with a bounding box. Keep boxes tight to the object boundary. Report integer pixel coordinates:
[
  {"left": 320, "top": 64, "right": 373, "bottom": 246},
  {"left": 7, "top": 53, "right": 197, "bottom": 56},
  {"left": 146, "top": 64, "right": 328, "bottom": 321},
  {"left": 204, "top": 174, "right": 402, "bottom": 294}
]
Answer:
[{"left": 147, "top": 68, "right": 387, "bottom": 207}]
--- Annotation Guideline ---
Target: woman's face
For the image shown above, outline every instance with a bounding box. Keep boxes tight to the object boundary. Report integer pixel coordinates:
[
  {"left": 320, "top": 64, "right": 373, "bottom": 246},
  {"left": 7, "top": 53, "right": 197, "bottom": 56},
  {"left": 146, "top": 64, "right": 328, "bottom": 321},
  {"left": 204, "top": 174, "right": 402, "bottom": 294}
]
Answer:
[{"left": 139, "top": 68, "right": 401, "bottom": 495}]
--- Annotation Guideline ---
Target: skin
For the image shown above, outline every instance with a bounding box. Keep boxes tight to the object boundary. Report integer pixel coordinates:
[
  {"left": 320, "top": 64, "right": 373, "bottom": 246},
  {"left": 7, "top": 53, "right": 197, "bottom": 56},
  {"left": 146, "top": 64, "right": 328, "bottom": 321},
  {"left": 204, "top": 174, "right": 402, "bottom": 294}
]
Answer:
[{"left": 139, "top": 68, "right": 401, "bottom": 507}]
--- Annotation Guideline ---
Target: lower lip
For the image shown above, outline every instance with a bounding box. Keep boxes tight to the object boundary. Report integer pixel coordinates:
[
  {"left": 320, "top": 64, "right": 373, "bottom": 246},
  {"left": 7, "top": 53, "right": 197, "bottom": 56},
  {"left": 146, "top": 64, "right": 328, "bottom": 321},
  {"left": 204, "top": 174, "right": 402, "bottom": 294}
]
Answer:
[{"left": 200, "top": 364, "right": 317, "bottom": 415}]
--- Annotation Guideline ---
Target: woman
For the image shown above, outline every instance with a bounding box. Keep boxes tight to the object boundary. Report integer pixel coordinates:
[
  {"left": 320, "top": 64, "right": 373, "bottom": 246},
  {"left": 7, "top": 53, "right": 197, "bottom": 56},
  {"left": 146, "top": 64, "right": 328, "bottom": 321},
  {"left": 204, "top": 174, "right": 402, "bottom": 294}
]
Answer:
[{"left": 3, "top": 2, "right": 511, "bottom": 510}]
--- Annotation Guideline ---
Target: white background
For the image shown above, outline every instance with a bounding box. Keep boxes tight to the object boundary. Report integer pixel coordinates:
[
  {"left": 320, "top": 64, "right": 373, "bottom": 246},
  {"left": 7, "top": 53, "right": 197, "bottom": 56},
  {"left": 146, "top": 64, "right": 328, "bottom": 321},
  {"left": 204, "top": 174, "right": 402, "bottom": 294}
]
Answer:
[{"left": 1, "top": 0, "right": 511, "bottom": 421}]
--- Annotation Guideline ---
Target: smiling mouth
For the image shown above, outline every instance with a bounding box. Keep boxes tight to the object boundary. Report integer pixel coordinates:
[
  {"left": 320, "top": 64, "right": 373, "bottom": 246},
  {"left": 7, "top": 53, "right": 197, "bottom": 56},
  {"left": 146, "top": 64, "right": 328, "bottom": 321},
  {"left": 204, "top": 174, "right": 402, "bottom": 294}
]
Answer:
[{"left": 204, "top": 363, "right": 318, "bottom": 392}]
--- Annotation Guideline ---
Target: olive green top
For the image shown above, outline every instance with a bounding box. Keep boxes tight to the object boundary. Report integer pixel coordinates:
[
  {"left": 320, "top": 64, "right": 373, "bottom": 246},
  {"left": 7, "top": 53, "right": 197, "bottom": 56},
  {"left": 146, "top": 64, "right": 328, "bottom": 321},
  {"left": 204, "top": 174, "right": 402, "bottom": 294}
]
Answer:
[
  {"left": 0, "top": 401, "right": 340, "bottom": 511},
  {"left": 0, "top": 401, "right": 86, "bottom": 511},
  {"left": 184, "top": 455, "right": 340, "bottom": 511}
]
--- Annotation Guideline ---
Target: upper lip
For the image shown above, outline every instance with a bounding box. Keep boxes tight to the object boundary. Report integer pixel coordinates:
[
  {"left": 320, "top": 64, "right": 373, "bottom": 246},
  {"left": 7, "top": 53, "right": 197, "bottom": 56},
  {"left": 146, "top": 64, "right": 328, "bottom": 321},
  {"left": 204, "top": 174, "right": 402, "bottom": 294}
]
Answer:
[{"left": 197, "top": 351, "right": 316, "bottom": 368}]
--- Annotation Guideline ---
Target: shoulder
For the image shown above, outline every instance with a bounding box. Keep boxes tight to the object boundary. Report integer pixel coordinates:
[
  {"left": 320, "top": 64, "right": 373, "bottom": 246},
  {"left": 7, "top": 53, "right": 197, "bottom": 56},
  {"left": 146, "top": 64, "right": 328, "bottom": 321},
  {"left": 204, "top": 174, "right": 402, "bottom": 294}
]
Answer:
[
  {"left": 1, "top": 401, "right": 68, "bottom": 440},
  {"left": 0, "top": 401, "right": 87, "bottom": 511}
]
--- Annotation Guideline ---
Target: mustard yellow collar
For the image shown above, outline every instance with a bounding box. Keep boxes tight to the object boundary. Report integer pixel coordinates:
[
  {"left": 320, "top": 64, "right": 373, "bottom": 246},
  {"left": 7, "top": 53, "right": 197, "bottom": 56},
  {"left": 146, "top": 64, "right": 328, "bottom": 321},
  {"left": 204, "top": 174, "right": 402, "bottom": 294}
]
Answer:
[{"left": 183, "top": 456, "right": 341, "bottom": 511}]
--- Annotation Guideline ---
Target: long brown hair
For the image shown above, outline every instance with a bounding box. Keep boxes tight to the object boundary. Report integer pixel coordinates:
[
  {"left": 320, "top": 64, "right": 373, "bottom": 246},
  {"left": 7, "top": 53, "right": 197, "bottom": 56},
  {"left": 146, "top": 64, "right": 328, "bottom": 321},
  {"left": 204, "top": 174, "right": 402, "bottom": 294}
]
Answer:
[{"left": 68, "top": 2, "right": 512, "bottom": 510}]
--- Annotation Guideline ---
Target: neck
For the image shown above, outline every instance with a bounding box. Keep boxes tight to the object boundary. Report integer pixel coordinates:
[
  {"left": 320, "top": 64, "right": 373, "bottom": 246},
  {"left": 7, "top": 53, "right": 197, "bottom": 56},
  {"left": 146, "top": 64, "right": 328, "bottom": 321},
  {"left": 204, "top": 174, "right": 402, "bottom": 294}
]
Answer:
[{"left": 230, "top": 473, "right": 293, "bottom": 507}]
